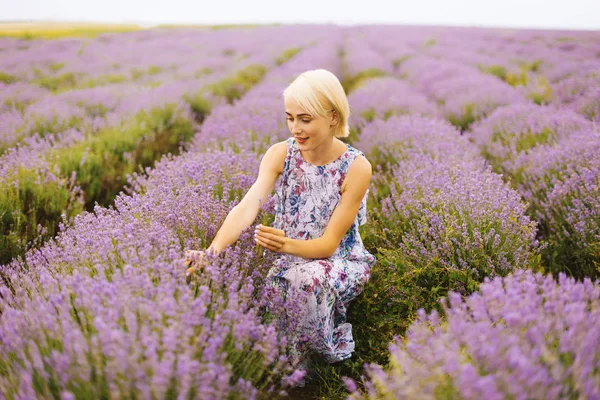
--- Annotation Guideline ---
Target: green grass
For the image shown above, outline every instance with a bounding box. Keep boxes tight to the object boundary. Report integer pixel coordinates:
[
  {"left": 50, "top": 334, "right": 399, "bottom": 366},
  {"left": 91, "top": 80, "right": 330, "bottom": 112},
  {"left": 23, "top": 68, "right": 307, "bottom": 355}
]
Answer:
[
  {"left": 51, "top": 104, "right": 196, "bottom": 210},
  {"left": 341, "top": 69, "right": 387, "bottom": 94},
  {"left": 0, "top": 23, "right": 141, "bottom": 39},
  {"left": 0, "top": 167, "right": 84, "bottom": 265}
]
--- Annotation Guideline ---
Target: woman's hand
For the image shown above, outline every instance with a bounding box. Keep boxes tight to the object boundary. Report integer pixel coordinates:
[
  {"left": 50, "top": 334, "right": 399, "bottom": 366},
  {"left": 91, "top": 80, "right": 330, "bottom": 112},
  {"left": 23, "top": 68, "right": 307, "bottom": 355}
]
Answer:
[
  {"left": 183, "top": 250, "right": 208, "bottom": 283},
  {"left": 254, "top": 224, "right": 288, "bottom": 253}
]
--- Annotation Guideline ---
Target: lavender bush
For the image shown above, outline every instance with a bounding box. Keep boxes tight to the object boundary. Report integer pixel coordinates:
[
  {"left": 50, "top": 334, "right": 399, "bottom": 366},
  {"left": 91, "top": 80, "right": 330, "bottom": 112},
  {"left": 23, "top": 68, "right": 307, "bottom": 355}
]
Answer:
[
  {"left": 468, "top": 103, "right": 592, "bottom": 176},
  {"left": 347, "top": 115, "right": 542, "bottom": 372},
  {"left": 0, "top": 27, "right": 318, "bottom": 263},
  {"left": 347, "top": 77, "right": 439, "bottom": 134},
  {"left": 346, "top": 269, "right": 600, "bottom": 400},
  {"left": 1, "top": 25, "right": 599, "bottom": 400},
  {"left": 511, "top": 131, "right": 600, "bottom": 280},
  {"left": 0, "top": 147, "right": 304, "bottom": 398}
]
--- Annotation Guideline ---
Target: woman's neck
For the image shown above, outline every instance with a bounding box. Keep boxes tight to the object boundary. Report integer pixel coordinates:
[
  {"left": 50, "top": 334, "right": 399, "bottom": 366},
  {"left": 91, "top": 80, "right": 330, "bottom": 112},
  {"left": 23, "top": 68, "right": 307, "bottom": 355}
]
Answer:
[{"left": 299, "top": 137, "right": 347, "bottom": 166}]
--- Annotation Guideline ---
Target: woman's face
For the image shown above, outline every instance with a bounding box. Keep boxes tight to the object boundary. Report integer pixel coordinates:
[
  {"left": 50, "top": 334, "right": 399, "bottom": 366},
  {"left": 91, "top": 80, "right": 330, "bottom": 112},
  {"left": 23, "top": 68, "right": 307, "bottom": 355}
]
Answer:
[{"left": 284, "top": 96, "right": 336, "bottom": 149}]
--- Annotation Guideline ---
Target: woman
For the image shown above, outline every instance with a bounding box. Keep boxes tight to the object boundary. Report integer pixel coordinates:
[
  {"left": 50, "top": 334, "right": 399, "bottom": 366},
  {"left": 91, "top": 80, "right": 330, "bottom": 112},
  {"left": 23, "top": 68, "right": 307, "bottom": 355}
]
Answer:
[{"left": 183, "top": 68, "right": 376, "bottom": 375}]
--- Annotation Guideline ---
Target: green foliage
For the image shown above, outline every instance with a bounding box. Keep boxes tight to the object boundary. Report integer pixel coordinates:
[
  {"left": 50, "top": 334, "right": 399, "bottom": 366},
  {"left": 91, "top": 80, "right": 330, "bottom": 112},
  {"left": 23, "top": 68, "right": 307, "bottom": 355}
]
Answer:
[
  {"left": 423, "top": 37, "right": 437, "bottom": 47},
  {"left": 522, "top": 59, "right": 542, "bottom": 73},
  {"left": 0, "top": 71, "right": 18, "bottom": 84},
  {"left": 350, "top": 253, "right": 466, "bottom": 366},
  {"left": 33, "top": 72, "right": 80, "bottom": 92},
  {"left": 341, "top": 69, "right": 387, "bottom": 94},
  {"left": 51, "top": 104, "right": 196, "bottom": 210},
  {"left": 275, "top": 47, "right": 301, "bottom": 66},
  {"left": 392, "top": 55, "right": 413, "bottom": 69},
  {"left": 490, "top": 127, "right": 555, "bottom": 164},
  {"left": 131, "top": 65, "right": 163, "bottom": 81},
  {"left": 0, "top": 168, "right": 83, "bottom": 265},
  {"left": 147, "top": 65, "right": 162, "bottom": 75},
  {"left": 505, "top": 68, "right": 529, "bottom": 87},
  {"left": 183, "top": 92, "right": 213, "bottom": 122},
  {"left": 0, "top": 24, "right": 140, "bottom": 39},
  {"left": 360, "top": 109, "right": 376, "bottom": 124},
  {"left": 80, "top": 73, "right": 127, "bottom": 89},
  {"left": 479, "top": 64, "right": 507, "bottom": 81},
  {"left": 527, "top": 76, "right": 552, "bottom": 105},
  {"left": 447, "top": 103, "right": 476, "bottom": 132},
  {"left": 204, "top": 64, "right": 268, "bottom": 104},
  {"left": 287, "top": 356, "right": 365, "bottom": 400},
  {"left": 478, "top": 62, "right": 543, "bottom": 88},
  {"left": 0, "top": 104, "right": 197, "bottom": 263},
  {"left": 194, "top": 67, "right": 214, "bottom": 78},
  {"left": 541, "top": 222, "right": 600, "bottom": 282},
  {"left": 48, "top": 62, "right": 65, "bottom": 73}
]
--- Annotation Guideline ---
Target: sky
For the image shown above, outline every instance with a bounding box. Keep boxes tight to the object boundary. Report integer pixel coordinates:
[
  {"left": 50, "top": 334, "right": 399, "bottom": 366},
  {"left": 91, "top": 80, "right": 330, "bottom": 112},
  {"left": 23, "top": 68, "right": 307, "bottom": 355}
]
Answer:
[{"left": 2, "top": 0, "right": 600, "bottom": 31}]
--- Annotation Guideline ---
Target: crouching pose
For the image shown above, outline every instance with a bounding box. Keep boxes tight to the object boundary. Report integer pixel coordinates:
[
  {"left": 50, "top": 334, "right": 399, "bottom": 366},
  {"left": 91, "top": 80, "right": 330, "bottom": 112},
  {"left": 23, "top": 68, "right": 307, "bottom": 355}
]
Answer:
[{"left": 184, "top": 68, "right": 376, "bottom": 375}]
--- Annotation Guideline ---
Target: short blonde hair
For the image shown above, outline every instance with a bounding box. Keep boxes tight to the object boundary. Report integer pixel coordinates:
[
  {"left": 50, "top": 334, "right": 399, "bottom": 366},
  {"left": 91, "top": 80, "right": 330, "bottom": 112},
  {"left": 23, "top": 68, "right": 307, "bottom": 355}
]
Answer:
[{"left": 283, "top": 69, "right": 350, "bottom": 138}]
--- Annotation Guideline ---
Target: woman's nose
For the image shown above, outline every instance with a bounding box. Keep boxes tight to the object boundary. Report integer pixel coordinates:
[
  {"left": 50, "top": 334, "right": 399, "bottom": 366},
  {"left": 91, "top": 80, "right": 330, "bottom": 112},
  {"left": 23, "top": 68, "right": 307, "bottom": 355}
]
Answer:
[{"left": 291, "top": 122, "right": 302, "bottom": 133}]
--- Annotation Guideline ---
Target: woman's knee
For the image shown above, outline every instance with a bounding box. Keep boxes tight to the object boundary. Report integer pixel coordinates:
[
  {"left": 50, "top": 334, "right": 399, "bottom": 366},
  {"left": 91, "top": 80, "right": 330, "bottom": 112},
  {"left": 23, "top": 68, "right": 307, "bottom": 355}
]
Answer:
[{"left": 286, "top": 262, "right": 328, "bottom": 292}]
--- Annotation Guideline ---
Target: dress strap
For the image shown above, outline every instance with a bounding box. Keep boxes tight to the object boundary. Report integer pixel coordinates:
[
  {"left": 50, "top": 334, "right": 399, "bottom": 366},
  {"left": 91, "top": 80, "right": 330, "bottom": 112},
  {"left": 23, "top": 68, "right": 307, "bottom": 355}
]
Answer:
[{"left": 338, "top": 145, "right": 363, "bottom": 174}]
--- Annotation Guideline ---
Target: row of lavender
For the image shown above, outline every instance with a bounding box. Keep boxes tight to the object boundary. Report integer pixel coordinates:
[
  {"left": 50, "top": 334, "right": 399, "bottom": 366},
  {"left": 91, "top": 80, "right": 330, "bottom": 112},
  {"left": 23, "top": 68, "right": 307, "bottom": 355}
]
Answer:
[
  {"left": 361, "top": 25, "right": 600, "bottom": 123},
  {"left": 0, "top": 26, "right": 307, "bottom": 264},
  {"left": 347, "top": 27, "right": 599, "bottom": 281},
  {"left": 337, "top": 28, "right": 600, "bottom": 399},
  {"left": 0, "top": 26, "right": 598, "bottom": 399},
  {"left": 340, "top": 80, "right": 599, "bottom": 400},
  {"left": 0, "top": 28, "right": 346, "bottom": 399}
]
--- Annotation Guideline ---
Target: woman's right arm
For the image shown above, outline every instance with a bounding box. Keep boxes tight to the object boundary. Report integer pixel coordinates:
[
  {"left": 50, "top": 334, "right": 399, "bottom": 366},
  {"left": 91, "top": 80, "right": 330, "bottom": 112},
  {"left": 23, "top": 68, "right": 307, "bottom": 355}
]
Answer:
[{"left": 206, "top": 141, "right": 287, "bottom": 254}]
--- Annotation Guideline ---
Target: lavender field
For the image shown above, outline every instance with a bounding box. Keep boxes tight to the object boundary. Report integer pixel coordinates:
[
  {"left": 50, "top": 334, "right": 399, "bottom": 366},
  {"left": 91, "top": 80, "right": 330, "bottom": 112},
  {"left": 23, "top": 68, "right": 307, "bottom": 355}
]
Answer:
[{"left": 0, "top": 25, "right": 599, "bottom": 399}]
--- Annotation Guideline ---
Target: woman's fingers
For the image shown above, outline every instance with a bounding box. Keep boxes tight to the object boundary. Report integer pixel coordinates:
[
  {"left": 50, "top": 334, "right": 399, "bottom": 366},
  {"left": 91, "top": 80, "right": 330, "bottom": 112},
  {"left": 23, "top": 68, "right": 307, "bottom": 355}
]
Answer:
[
  {"left": 254, "top": 225, "right": 287, "bottom": 253},
  {"left": 263, "top": 232, "right": 286, "bottom": 243},
  {"left": 186, "top": 265, "right": 197, "bottom": 275},
  {"left": 255, "top": 230, "right": 285, "bottom": 245},
  {"left": 255, "top": 234, "right": 283, "bottom": 251},
  {"left": 256, "top": 225, "right": 285, "bottom": 237}
]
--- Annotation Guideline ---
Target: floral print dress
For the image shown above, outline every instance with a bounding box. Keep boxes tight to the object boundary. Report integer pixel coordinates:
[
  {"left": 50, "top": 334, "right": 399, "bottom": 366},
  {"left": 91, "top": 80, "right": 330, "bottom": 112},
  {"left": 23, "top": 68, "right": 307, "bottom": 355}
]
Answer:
[{"left": 266, "top": 137, "right": 376, "bottom": 366}]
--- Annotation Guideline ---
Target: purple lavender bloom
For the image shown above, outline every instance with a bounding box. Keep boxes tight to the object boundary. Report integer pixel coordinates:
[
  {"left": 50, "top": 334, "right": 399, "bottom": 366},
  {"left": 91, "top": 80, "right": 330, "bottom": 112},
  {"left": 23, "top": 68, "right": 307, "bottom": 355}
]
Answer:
[
  {"left": 378, "top": 155, "right": 540, "bottom": 283},
  {"left": 355, "top": 114, "right": 485, "bottom": 170},
  {"left": 511, "top": 130, "right": 600, "bottom": 279},
  {"left": 468, "top": 103, "right": 592, "bottom": 172},
  {"left": 355, "top": 114, "right": 539, "bottom": 284},
  {"left": 0, "top": 26, "right": 342, "bottom": 398},
  {"left": 398, "top": 56, "right": 529, "bottom": 130},
  {"left": 0, "top": 147, "right": 303, "bottom": 398},
  {"left": 347, "top": 269, "right": 600, "bottom": 400},
  {"left": 348, "top": 77, "right": 439, "bottom": 131}
]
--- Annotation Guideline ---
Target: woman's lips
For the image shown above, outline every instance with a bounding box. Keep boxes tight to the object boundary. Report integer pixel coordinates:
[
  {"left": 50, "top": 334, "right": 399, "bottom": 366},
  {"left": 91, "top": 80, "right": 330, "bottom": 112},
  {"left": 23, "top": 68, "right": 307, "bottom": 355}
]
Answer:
[{"left": 296, "top": 137, "right": 308, "bottom": 144}]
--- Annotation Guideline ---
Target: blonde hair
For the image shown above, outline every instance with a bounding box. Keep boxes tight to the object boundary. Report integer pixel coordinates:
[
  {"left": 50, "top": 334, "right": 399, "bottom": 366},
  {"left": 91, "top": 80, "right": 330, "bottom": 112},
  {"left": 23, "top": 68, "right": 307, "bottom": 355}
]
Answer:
[{"left": 282, "top": 69, "right": 350, "bottom": 138}]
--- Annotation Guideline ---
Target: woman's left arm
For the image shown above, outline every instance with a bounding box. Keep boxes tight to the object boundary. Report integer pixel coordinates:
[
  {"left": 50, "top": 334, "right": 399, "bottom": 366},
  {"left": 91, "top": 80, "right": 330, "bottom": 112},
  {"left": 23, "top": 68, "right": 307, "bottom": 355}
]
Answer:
[{"left": 255, "top": 156, "right": 372, "bottom": 259}]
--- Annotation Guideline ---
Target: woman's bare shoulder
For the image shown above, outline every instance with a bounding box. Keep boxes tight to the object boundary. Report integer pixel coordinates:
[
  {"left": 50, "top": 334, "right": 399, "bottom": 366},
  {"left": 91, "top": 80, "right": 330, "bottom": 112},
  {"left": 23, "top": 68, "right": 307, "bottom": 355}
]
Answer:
[
  {"left": 341, "top": 154, "right": 372, "bottom": 193},
  {"left": 260, "top": 140, "right": 288, "bottom": 174},
  {"left": 350, "top": 154, "right": 372, "bottom": 174}
]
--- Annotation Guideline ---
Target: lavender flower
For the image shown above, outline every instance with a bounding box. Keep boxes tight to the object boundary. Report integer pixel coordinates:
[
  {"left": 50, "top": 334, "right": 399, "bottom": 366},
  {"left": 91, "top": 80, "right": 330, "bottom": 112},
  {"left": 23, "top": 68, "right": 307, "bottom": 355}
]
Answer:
[
  {"left": 468, "top": 103, "right": 592, "bottom": 172},
  {"left": 347, "top": 269, "right": 600, "bottom": 400},
  {"left": 511, "top": 131, "right": 600, "bottom": 279}
]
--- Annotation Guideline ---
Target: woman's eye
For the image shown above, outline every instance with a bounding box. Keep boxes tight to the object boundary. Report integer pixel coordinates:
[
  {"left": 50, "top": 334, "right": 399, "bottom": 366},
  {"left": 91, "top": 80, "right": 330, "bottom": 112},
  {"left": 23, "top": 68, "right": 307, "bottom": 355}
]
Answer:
[{"left": 302, "top": 120, "right": 310, "bottom": 123}]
